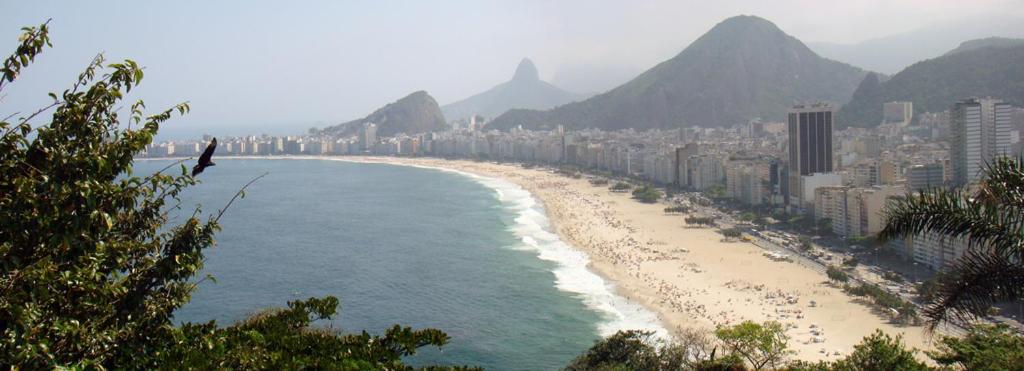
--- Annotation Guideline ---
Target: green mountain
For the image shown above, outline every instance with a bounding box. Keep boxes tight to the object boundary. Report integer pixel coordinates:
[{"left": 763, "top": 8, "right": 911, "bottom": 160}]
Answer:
[
  {"left": 943, "top": 37, "right": 1024, "bottom": 56},
  {"left": 441, "top": 58, "right": 587, "bottom": 122},
  {"left": 488, "top": 15, "right": 868, "bottom": 131},
  {"left": 839, "top": 44, "right": 1024, "bottom": 127},
  {"left": 323, "top": 91, "right": 447, "bottom": 137}
]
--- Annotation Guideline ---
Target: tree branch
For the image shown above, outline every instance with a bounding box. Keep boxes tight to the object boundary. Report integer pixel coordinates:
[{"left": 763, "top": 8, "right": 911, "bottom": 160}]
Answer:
[{"left": 214, "top": 172, "right": 268, "bottom": 223}]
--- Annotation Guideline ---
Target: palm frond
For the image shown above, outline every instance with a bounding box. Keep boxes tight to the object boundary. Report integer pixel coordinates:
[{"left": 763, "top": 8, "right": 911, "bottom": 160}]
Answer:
[
  {"left": 976, "top": 154, "right": 1024, "bottom": 210},
  {"left": 924, "top": 250, "right": 1024, "bottom": 329},
  {"left": 879, "top": 188, "right": 1023, "bottom": 259}
]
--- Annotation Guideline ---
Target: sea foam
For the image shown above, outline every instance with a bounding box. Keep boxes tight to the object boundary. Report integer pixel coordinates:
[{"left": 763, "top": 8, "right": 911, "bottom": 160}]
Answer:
[{"left": 430, "top": 166, "right": 669, "bottom": 339}]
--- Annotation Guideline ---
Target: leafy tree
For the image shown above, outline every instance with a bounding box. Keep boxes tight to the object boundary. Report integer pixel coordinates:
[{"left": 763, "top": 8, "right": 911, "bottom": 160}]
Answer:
[
  {"left": 0, "top": 22, "right": 461, "bottom": 369},
  {"left": 826, "top": 265, "right": 849, "bottom": 283},
  {"left": 830, "top": 330, "right": 928, "bottom": 371},
  {"left": 880, "top": 155, "right": 1024, "bottom": 327},
  {"left": 739, "top": 212, "right": 757, "bottom": 222},
  {"left": 714, "top": 321, "right": 790, "bottom": 370},
  {"left": 798, "top": 237, "right": 813, "bottom": 253},
  {"left": 664, "top": 205, "right": 691, "bottom": 214},
  {"left": 686, "top": 216, "right": 717, "bottom": 227},
  {"left": 752, "top": 215, "right": 768, "bottom": 227},
  {"left": 158, "top": 296, "right": 459, "bottom": 369},
  {"left": 566, "top": 330, "right": 746, "bottom": 371},
  {"left": 882, "top": 271, "right": 904, "bottom": 283},
  {"left": 566, "top": 330, "right": 661, "bottom": 371},
  {"left": 842, "top": 283, "right": 918, "bottom": 324},
  {"left": 721, "top": 228, "right": 744, "bottom": 239},
  {"left": 611, "top": 182, "right": 633, "bottom": 192},
  {"left": 842, "top": 257, "right": 859, "bottom": 268},
  {"left": 927, "top": 324, "right": 1024, "bottom": 370},
  {"left": 785, "top": 360, "right": 832, "bottom": 371},
  {"left": 632, "top": 185, "right": 662, "bottom": 203},
  {"left": 815, "top": 218, "right": 833, "bottom": 236}
]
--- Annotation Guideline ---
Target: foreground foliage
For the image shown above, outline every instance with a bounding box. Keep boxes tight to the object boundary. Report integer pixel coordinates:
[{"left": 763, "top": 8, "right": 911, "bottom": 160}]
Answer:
[
  {"left": 571, "top": 323, "right": 1024, "bottom": 371},
  {"left": 927, "top": 324, "right": 1024, "bottom": 370},
  {"left": 0, "top": 22, "right": 463, "bottom": 369},
  {"left": 880, "top": 155, "right": 1024, "bottom": 327},
  {"left": 714, "top": 321, "right": 790, "bottom": 370}
]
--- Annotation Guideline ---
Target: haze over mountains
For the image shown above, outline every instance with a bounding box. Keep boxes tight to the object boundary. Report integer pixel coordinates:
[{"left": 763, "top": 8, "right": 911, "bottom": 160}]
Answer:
[
  {"left": 488, "top": 15, "right": 868, "bottom": 131},
  {"left": 839, "top": 42, "right": 1024, "bottom": 127},
  {"left": 323, "top": 91, "right": 446, "bottom": 137},
  {"left": 441, "top": 58, "right": 587, "bottom": 122},
  {"left": 320, "top": 14, "right": 1024, "bottom": 136},
  {"left": 807, "top": 16, "right": 1024, "bottom": 75}
]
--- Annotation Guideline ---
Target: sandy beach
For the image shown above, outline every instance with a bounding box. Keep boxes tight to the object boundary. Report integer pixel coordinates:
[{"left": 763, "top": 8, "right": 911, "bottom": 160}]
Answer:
[{"left": 329, "top": 156, "right": 933, "bottom": 362}]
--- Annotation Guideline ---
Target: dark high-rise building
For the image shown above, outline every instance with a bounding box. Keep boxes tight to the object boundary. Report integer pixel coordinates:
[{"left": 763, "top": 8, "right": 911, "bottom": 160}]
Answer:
[
  {"left": 787, "top": 103, "right": 834, "bottom": 205},
  {"left": 905, "top": 163, "right": 945, "bottom": 192}
]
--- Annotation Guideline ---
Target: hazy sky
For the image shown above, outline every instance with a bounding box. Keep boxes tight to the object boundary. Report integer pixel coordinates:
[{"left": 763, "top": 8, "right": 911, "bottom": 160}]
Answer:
[{"left": 2, "top": 0, "right": 1022, "bottom": 139}]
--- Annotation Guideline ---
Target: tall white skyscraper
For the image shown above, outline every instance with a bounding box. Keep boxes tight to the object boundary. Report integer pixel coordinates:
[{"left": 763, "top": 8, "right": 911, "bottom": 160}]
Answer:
[{"left": 950, "top": 97, "right": 1013, "bottom": 186}]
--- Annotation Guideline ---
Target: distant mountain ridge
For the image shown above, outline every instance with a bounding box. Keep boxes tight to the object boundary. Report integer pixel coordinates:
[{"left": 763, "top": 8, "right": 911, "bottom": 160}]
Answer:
[
  {"left": 441, "top": 58, "right": 586, "bottom": 122},
  {"left": 838, "top": 43, "right": 1024, "bottom": 127},
  {"left": 324, "top": 91, "right": 447, "bottom": 137},
  {"left": 807, "top": 16, "right": 1024, "bottom": 74},
  {"left": 944, "top": 37, "right": 1024, "bottom": 56},
  {"left": 487, "top": 15, "right": 868, "bottom": 131}
]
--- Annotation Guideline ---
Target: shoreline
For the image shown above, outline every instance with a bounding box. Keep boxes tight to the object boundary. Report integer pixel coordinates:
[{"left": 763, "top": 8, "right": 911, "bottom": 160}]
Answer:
[{"left": 147, "top": 155, "right": 935, "bottom": 362}]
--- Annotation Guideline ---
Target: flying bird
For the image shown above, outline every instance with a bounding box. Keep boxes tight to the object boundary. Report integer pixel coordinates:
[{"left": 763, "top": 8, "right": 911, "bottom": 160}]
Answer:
[{"left": 192, "top": 138, "right": 217, "bottom": 176}]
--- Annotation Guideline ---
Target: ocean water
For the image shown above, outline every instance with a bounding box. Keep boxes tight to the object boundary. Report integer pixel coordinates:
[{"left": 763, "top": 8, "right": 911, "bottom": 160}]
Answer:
[{"left": 136, "top": 158, "right": 663, "bottom": 370}]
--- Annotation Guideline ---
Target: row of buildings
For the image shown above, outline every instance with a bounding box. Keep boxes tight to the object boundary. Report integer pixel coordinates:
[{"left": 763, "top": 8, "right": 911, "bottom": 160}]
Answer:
[{"left": 144, "top": 97, "right": 1024, "bottom": 272}]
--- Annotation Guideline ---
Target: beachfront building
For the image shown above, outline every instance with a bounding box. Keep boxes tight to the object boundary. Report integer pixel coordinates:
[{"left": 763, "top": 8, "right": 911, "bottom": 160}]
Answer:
[
  {"left": 725, "top": 160, "right": 770, "bottom": 206},
  {"left": 813, "top": 185, "right": 847, "bottom": 224},
  {"left": 688, "top": 154, "right": 726, "bottom": 191},
  {"left": 905, "top": 230, "right": 969, "bottom": 271},
  {"left": 642, "top": 149, "right": 677, "bottom": 185},
  {"left": 826, "top": 185, "right": 904, "bottom": 238},
  {"left": 359, "top": 123, "right": 378, "bottom": 152},
  {"left": 787, "top": 103, "right": 835, "bottom": 208},
  {"left": 798, "top": 172, "right": 842, "bottom": 212},
  {"left": 950, "top": 97, "right": 1014, "bottom": 186},
  {"left": 675, "top": 143, "right": 700, "bottom": 187}
]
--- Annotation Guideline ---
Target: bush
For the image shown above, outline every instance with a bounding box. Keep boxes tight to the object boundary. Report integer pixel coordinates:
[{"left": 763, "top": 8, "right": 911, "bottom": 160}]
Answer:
[
  {"left": 721, "top": 228, "right": 744, "bottom": 238},
  {"left": 826, "top": 265, "right": 849, "bottom": 283},
  {"left": 832, "top": 331, "right": 928, "bottom": 370},
  {"left": 664, "top": 205, "right": 691, "bottom": 214},
  {"left": 686, "top": 216, "right": 717, "bottom": 227},
  {"left": 610, "top": 182, "right": 633, "bottom": 192},
  {"left": 566, "top": 330, "right": 745, "bottom": 371},
  {"left": 927, "top": 324, "right": 1024, "bottom": 370},
  {"left": 715, "top": 321, "right": 791, "bottom": 370},
  {"left": 842, "top": 283, "right": 918, "bottom": 324},
  {"left": 842, "top": 256, "right": 859, "bottom": 267},
  {"left": 882, "top": 271, "right": 904, "bottom": 283},
  {"left": 632, "top": 185, "right": 662, "bottom": 203}
]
